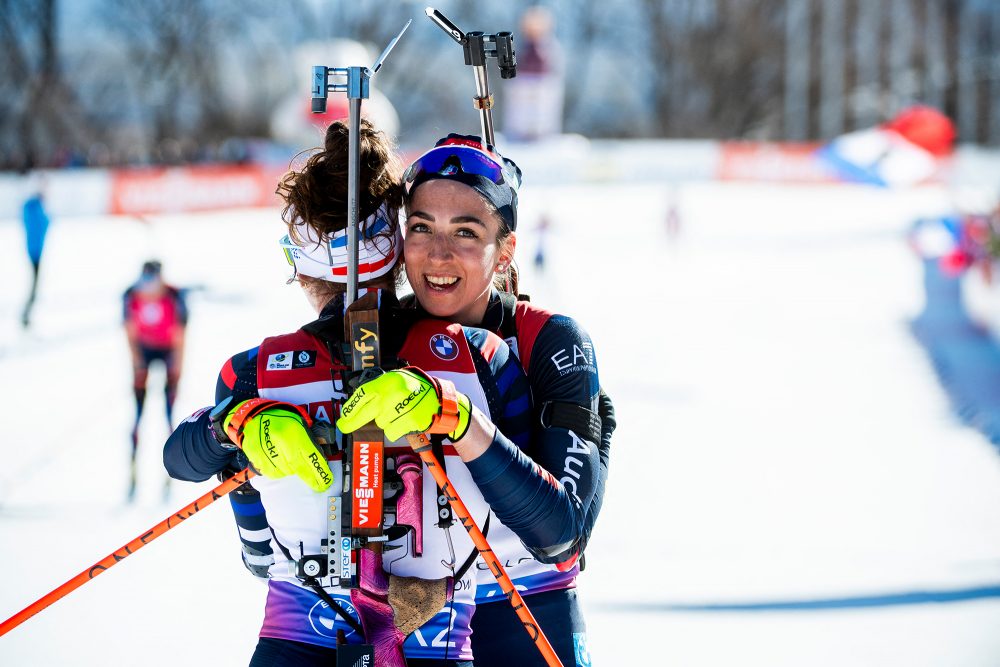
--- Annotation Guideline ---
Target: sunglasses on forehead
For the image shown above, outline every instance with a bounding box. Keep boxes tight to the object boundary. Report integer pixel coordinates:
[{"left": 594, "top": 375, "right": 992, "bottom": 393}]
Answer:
[{"left": 402, "top": 144, "right": 518, "bottom": 192}]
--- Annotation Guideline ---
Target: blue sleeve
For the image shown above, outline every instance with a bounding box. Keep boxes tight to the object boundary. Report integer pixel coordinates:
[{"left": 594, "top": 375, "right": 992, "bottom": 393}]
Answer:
[
  {"left": 463, "top": 327, "right": 588, "bottom": 564},
  {"left": 162, "top": 348, "right": 258, "bottom": 481},
  {"left": 162, "top": 408, "right": 239, "bottom": 482}
]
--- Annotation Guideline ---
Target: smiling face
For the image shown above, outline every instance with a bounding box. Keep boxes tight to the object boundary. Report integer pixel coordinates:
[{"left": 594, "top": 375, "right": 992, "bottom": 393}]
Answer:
[{"left": 404, "top": 179, "right": 515, "bottom": 325}]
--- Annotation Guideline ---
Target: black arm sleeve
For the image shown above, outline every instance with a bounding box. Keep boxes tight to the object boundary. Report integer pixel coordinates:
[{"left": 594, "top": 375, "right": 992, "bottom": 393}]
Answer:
[
  {"left": 583, "top": 388, "right": 615, "bottom": 545},
  {"left": 162, "top": 347, "right": 258, "bottom": 481}
]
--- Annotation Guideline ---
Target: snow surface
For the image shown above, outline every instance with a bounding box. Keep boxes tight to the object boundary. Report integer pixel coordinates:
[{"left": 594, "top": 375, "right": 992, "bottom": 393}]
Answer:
[{"left": 2, "top": 179, "right": 1000, "bottom": 666}]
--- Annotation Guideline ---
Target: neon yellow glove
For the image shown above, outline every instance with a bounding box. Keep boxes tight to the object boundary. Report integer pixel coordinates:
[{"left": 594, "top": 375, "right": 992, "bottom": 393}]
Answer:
[
  {"left": 337, "top": 368, "right": 471, "bottom": 443},
  {"left": 222, "top": 398, "right": 333, "bottom": 492}
]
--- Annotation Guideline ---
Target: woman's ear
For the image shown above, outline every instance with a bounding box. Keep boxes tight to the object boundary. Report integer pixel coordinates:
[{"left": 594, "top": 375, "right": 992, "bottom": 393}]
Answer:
[{"left": 497, "top": 232, "right": 517, "bottom": 272}]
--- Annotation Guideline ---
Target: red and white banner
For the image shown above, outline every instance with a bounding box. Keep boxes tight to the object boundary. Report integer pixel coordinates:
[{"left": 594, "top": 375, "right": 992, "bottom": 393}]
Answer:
[
  {"left": 109, "top": 165, "right": 287, "bottom": 215},
  {"left": 716, "top": 142, "right": 835, "bottom": 183}
]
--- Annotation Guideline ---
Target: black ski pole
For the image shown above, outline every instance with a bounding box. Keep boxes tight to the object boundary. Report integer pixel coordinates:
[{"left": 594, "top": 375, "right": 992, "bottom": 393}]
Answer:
[
  {"left": 425, "top": 7, "right": 516, "bottom": 147},
  {"left": 311, "top": 22, "right": 410, "bottom": 666}
]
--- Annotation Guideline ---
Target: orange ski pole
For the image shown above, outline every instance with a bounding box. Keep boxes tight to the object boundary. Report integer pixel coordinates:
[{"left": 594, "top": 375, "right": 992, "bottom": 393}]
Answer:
[
  {"left": 0, "top": 468, "right": 255, "bottom": 637},
  {"left": 406, "top": 434, "right": 564, "bottom": 667}
]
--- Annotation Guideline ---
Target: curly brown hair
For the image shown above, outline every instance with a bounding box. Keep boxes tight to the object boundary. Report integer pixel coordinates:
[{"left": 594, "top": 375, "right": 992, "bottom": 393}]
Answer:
[{"left": 276, "top": 118, "right": 405, "bottom": 288}]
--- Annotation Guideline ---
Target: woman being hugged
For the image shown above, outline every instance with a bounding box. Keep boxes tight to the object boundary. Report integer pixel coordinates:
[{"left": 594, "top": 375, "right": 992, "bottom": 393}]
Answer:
[
  {"left": 398, "top": 135, "right": 616, "bottom": 667},
  {"left": 163, "top": 120, "right": 585, "bottom": 667}
]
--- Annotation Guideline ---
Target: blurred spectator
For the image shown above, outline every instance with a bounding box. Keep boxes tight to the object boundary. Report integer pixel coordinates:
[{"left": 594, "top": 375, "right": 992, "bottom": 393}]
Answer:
[
  {"left": 123, "top": 260, "right": 187, "bottom": 501},
  {"left": 665, "top": 186, "right": 682, "bottom": 242},
  {"left": 503, "top": 6, "right": 565, "bottom": 142},
  {"left": 534, "top": 212, "right": 552, "bottom": 270},
  {"left": 20, "top": 172, "right": 50, "bottom": 329}
]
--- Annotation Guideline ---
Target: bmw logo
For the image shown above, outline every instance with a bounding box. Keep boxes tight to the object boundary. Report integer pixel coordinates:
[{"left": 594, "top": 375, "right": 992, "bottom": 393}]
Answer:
[
  {"left": 309, "top": 597, "right": 359, "bottom": 639},
  {"left": 430, "top": 333, "right": 459, "bottom": 361},
  {"left": 298, "top": 351, "right": 311, "bottom": 364}
]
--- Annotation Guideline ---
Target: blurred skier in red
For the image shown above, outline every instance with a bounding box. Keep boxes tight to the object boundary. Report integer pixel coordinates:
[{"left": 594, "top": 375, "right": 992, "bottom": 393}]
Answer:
[{"left": 123, "top": 260, "right": 188, "bottom": 500}]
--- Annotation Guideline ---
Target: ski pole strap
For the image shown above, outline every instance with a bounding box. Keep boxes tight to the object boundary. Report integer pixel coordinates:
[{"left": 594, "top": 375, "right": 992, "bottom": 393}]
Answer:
[
  {"left": 308, "top": 584, "right": 366, "bottom": 638},
  {"left": 224, "top": 398, "right": 313, "bottom": 446},
  {"left": 265, "top": 521, "right": 366, "bottom": 636},
  {"left": 454, "top": 512, "right": 489, "bottom": 581}
]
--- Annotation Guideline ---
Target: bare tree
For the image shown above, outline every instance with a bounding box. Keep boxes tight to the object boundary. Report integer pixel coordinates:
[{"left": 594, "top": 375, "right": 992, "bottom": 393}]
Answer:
[
  {"left": 91, "top": 0, "right": 307, "bottom": 162},
  {"left": 4, "top": 0, "right": 1000, "bottom": 170},
  {"left": 640, "top": 0, "right": 785, "bottom": 139},
  {"left": 0, "top": 0, "right": 85, "bottom": 168}
]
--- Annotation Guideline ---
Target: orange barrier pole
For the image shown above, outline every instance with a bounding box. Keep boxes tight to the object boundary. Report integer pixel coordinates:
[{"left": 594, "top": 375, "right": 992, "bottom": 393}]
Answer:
[
  {"left": 0, "top": 469, "right": 255, "bottom": 637},
  {"left": 406, "top": 434, "right": 564, "bottom": 667}
]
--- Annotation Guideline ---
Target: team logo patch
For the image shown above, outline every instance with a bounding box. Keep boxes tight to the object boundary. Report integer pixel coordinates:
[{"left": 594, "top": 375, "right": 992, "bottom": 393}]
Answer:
[
  {"left": 429, "top": 333, "right": 459, "bottom": 361},
  {"left": 293, "top": 350, "right": 316, "bottom": 369},
  {"left": 266, "top": 351, "right": 293, "bottom": 370},
  {"left": 308, "top": 598, "right": 359, "bottom": 639},
  {"left": 341, "top": 537, "right": 352, "bottom": 579}
]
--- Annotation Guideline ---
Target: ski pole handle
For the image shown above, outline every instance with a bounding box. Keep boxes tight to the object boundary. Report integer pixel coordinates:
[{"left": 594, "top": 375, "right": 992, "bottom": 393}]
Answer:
[
  {"left": 405, "top": 434, "right": 564, "bottom": 667},
  {"left": 0, "top": 468, "right": 256, "bottom": 637}
]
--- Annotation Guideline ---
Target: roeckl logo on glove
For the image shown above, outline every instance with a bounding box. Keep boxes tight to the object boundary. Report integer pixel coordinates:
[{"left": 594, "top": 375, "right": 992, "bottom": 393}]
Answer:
[
  {"left": 394, "top": 386, "right": 426, "bottom": 413},
  {"left": 342, "top": 387, "right": 366, "bottom": 417},
  {"left": 308, "top": 452, "right": 332, "bottom": 485},
  {"left": 262, "top": 418, "right": 278, "bottom": 459}
]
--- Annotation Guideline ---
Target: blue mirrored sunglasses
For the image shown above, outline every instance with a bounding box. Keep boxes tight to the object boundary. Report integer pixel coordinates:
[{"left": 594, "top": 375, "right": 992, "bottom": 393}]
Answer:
[{"left": 402, "top": 145, "right": 512, "bottom": 190}]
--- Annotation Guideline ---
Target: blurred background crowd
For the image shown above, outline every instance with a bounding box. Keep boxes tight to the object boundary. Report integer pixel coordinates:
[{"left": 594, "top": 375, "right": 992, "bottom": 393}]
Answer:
[{"left": 3, "top": 0, "right": 1000, "bottom": 171}]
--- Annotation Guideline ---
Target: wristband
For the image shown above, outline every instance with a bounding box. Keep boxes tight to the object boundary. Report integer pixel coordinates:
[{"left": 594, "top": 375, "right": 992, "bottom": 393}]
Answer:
[
  {"left": 209, "top": 396, "right": 238, "bottom": 450},
  {"left": 430, "top": 377, "right": 462, "bottom": 435},
  {"left": 402, "top": 367, "right": 465, "bottom": 439}
]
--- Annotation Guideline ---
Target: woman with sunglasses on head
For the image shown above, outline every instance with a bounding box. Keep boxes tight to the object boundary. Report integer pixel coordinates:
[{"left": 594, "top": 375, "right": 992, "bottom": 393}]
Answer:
[
  {"left": 162, "top": 120, "right": 586, "bottom": 667},
  {"left": 392, "top": 135, "right": 616, "bottom": 667}
]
